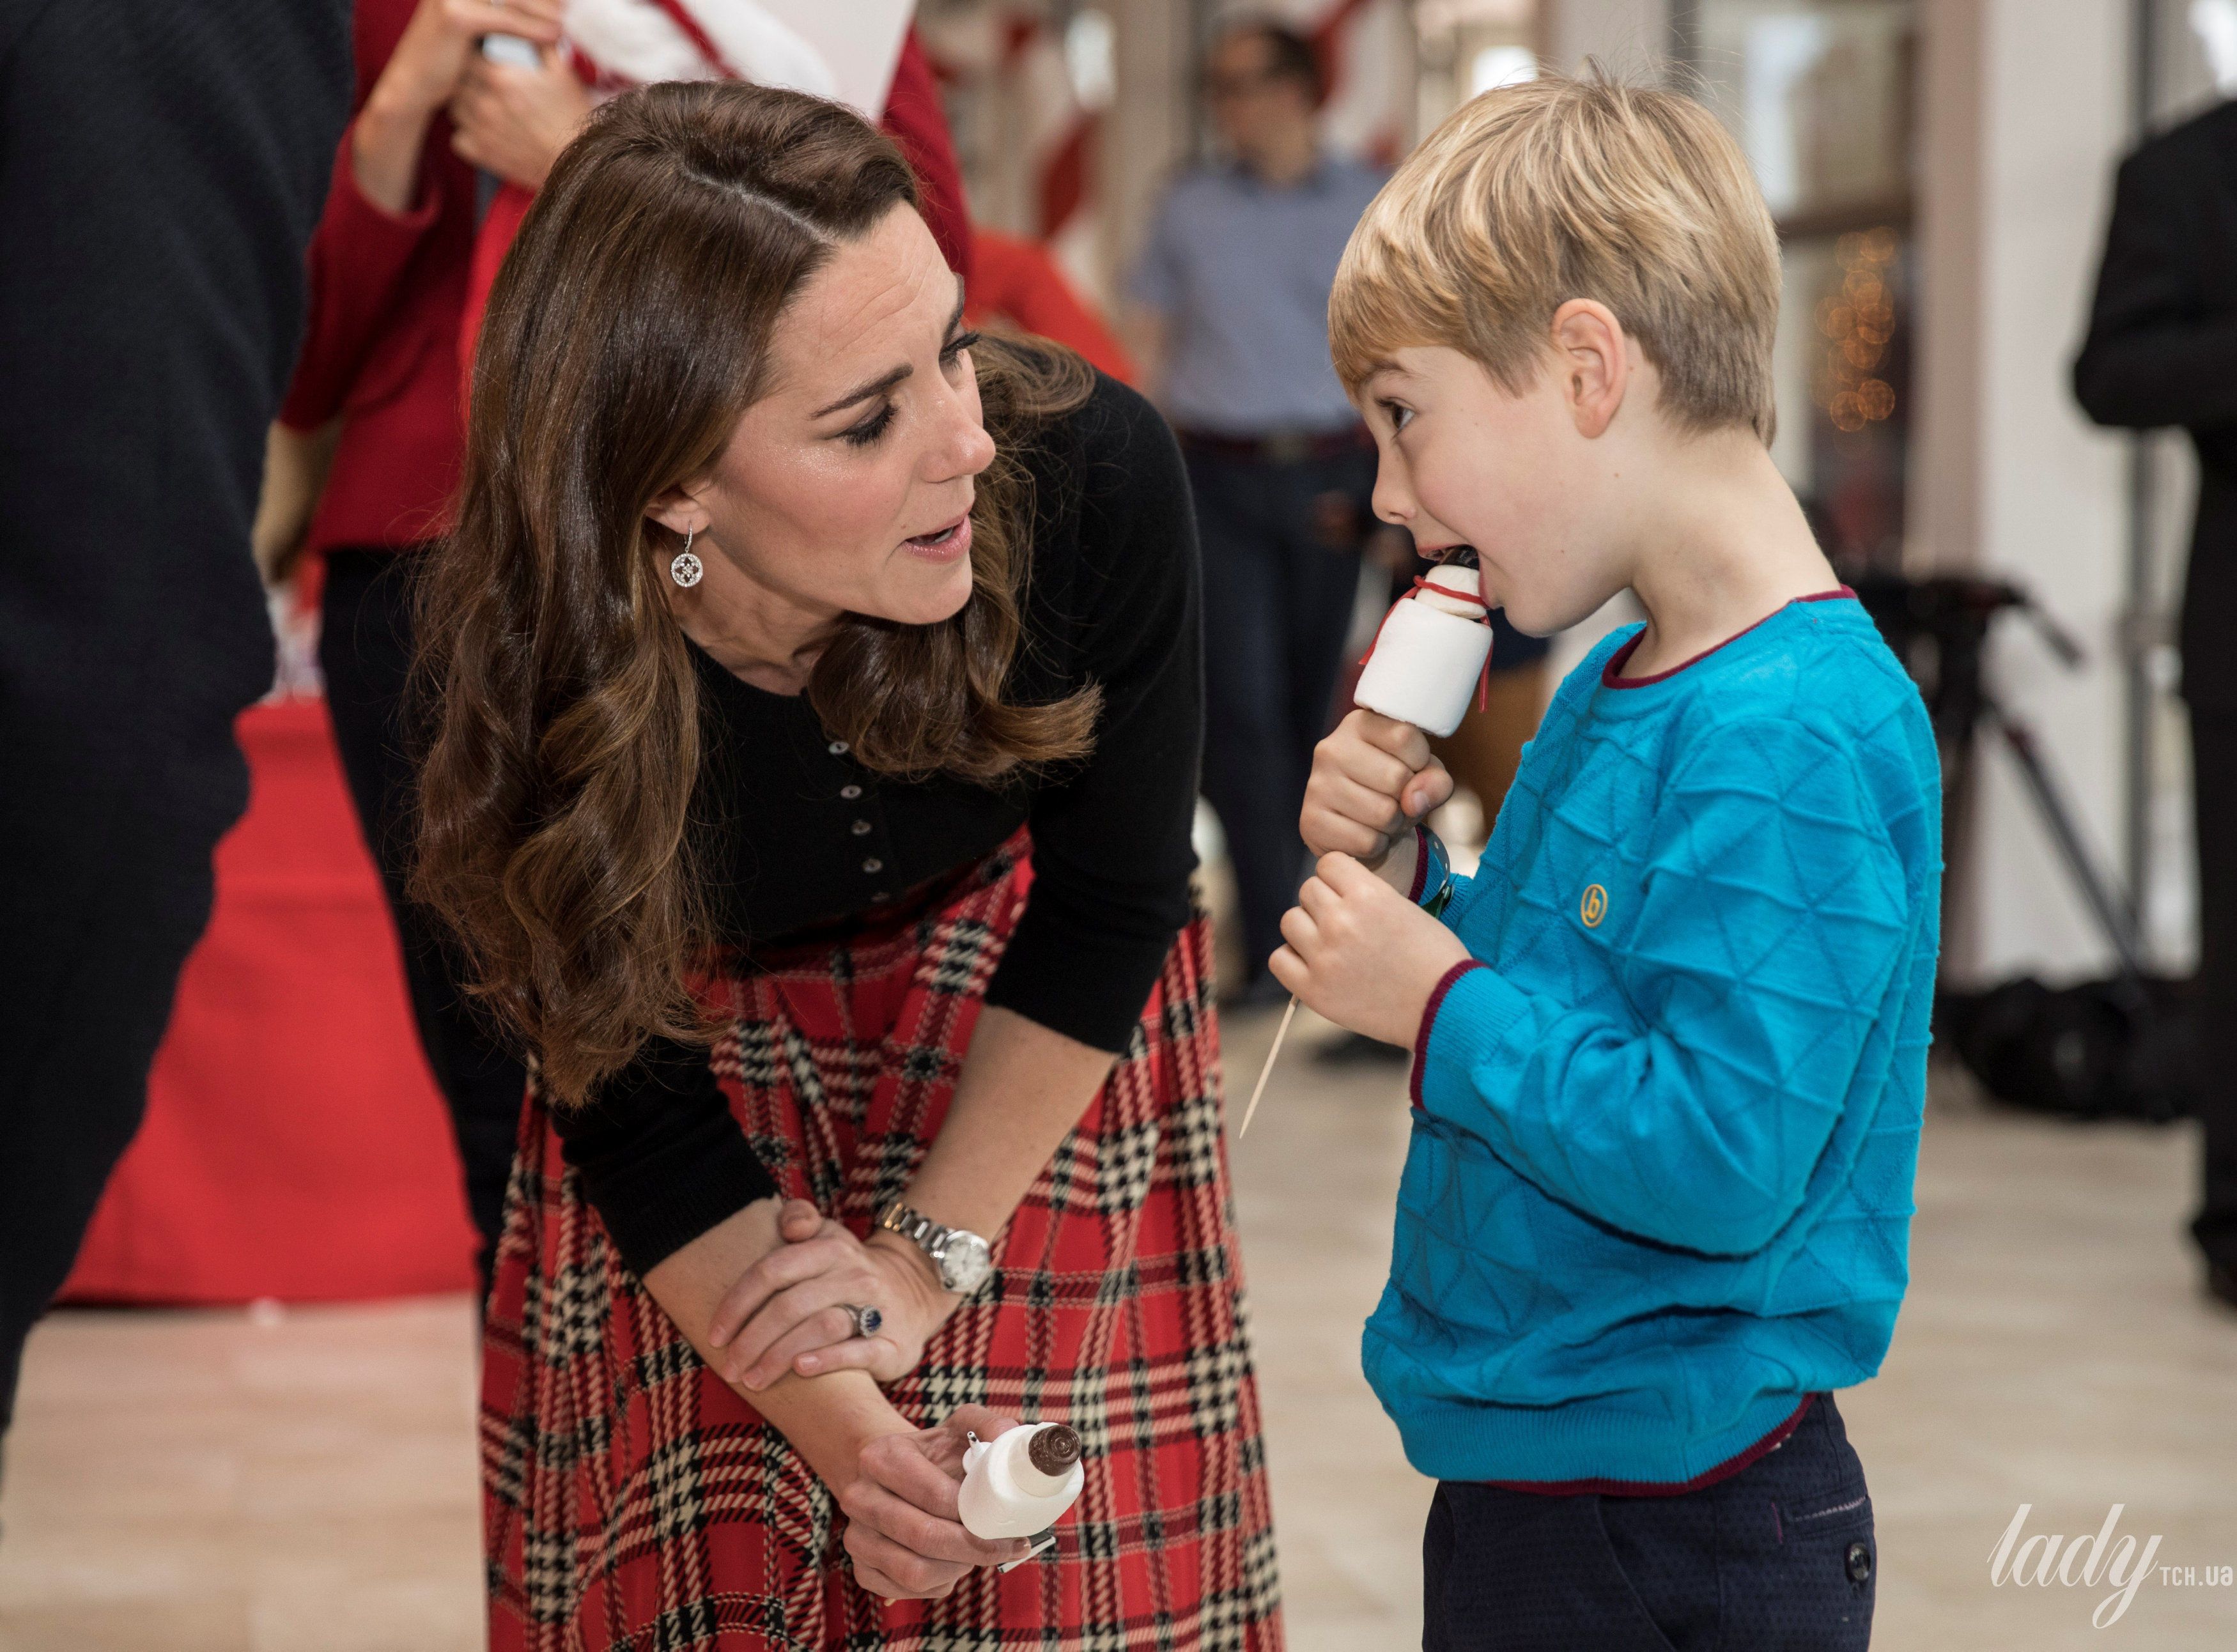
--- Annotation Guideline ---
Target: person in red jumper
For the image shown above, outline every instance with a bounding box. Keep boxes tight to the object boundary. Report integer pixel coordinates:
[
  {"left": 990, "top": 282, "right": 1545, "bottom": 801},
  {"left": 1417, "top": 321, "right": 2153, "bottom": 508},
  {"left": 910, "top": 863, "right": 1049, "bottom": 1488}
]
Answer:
[{"left": 281, "top": 0, "right": 974, "bottom": 1285}]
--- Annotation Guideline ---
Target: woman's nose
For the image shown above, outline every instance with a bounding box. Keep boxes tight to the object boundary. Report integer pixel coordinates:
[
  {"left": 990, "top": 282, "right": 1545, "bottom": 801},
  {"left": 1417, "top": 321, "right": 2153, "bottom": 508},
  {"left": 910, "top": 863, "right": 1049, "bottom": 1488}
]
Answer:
[{"left": 928, "top": 387, "right": 996, "bottom": 483}]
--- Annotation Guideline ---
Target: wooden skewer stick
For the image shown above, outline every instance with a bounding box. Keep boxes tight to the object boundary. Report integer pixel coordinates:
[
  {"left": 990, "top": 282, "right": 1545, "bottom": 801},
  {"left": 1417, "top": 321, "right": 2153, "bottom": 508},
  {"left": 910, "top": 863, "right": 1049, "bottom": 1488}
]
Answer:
[{"left": 1237, "top": 995, "right": 1299, "bottom": 1139}]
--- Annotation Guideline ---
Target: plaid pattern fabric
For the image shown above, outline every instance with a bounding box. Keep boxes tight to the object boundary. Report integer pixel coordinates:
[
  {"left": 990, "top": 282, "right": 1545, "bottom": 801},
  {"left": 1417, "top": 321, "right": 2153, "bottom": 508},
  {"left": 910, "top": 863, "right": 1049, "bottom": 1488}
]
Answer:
[{"left": 483, "top": 837, "right": 1284, "bottom": 1649}]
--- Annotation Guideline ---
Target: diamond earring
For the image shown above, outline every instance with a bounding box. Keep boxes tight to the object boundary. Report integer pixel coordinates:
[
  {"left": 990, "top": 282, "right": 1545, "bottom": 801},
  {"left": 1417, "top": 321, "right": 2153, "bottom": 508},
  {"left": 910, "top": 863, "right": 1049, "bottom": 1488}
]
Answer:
[{"left": 670, "top": 527, "right": 704, "bottom": 589}]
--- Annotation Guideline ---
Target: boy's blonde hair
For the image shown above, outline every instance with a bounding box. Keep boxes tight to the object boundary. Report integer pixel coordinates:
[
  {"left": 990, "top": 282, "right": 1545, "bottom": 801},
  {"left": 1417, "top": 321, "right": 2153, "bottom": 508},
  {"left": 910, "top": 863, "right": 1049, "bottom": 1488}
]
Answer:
[{"left": 1330, "top": 75, "right": 1781, "bottom": 441}]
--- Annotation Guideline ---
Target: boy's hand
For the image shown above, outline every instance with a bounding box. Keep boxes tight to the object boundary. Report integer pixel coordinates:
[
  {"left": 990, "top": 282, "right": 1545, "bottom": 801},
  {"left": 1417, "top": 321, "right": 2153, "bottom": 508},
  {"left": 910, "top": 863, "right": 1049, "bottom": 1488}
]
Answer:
[
  {"left": 1270, "top": 853, "right": 1471, "bottom": 1047},
  {"left": 1303, "top": 710, "right": 1455, "bottom": 884}
]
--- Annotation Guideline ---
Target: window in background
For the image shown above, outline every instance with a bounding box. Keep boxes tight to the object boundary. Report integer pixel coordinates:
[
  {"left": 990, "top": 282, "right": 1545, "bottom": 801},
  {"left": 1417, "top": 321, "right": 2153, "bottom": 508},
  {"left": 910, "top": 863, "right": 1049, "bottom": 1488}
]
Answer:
[
  {"left": 1470, "top": 43, "right": 1538, "bottom": 95},
  {"left": 1065, "top": 8, "right": 1117, "bottom": 109},
  {"left": 1414, "top": 0, "right": 1539, "bottom": 137},
  {"left": 2191, "top": 0, "right": 2237, "bottom": 91},
  {"left": 1684, "top": 0, "right": 1916, "bottom": 574}
]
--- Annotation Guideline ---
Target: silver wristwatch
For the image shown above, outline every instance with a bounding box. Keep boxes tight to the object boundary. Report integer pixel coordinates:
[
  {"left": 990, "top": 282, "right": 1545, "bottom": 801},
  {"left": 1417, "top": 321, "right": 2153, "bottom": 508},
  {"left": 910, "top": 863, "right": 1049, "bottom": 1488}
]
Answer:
[{"left": 876, "top": 1201, "right": 995, "bottom": 1297}]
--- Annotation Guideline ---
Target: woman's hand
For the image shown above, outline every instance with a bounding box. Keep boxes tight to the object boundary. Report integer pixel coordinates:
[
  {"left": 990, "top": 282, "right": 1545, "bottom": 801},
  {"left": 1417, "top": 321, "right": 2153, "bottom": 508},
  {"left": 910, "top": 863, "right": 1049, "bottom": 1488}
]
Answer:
[
  {"left": 1303, "top": 709, "right": 1453, "bottom": 891},
  {"left": 448, "top": 45, "right": 593, "bottom": 190},
  {"left": 706, "top": 1200, "right": 954, "bottom": 1391},
  {"left": 1270, "top": 851, "right": 1472, "bottom": 1046},
  {"left": 836, "top": 1405, "right": 1032, "bottom": 1599}
]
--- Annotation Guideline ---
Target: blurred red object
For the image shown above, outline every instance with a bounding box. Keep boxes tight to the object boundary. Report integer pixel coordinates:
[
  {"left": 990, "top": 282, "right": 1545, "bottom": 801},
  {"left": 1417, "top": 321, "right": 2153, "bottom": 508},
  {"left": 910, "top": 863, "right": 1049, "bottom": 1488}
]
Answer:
[
  {"left": 965, "top": 229, "right": 1137, "bottom": 384},
  {"left": 59, "top": 698, "right": 478, "bottom": 1305}
]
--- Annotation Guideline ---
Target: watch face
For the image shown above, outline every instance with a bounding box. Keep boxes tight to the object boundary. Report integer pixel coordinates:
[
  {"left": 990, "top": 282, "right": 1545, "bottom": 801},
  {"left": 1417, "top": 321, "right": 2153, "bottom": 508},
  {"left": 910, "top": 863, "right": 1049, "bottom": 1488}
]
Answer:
[{"left": 938, "top": 1231, "right": 994, "bottom": 1295}]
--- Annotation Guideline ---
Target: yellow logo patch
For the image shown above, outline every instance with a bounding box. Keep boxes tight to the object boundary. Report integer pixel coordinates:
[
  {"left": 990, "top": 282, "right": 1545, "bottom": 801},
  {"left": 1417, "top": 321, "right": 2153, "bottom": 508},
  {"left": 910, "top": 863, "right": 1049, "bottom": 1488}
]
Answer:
[{"left": 1579, "top": 884, "right": 1608, "bottom": 928}]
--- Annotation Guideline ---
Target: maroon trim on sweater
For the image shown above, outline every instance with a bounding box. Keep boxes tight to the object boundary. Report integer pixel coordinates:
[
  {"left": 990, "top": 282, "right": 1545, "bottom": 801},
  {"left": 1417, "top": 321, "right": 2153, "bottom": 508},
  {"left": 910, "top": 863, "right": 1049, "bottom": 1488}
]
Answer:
[
  {"left": 1406, "top": 824, "right": 1433, "bottom": 904},
  {"left": 1409, "top": 960, "right": 1490, "bottom": 1110},
  {"left": 1484, "top": 1394, "right": 1819, "bottom": 1498},
  {"left": 1603, "top": 588, "right": 1856, "bottom": 689}
]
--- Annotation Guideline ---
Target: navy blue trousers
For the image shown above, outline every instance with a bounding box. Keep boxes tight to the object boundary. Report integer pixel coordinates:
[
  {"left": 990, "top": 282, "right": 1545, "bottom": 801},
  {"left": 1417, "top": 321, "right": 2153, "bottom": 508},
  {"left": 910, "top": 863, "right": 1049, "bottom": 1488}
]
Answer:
[{"left": 1423, "top": 1394, "right": 1877, "bottom": 1651}]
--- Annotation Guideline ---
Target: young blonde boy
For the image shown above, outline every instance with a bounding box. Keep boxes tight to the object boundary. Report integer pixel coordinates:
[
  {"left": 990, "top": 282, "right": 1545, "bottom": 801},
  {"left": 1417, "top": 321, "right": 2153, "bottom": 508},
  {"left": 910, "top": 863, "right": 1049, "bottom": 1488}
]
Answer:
[{"left": 1270, "top": 77, "right": 1940, "bottom": 1649}]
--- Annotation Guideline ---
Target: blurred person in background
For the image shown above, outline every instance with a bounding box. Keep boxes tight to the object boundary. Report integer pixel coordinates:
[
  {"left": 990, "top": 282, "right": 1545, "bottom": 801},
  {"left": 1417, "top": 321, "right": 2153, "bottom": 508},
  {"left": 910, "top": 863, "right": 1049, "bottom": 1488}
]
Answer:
[
  {"left": 2075, "top": 102, "right": 2237, "bottom": 1315},
  {"left": 0, "top": 0, "right": 350, "bottom": 1434},
  {"left": 1125, "top": 16, "right": 1386, "bottom": 1005},
  {"left": 280, "top": 0, "right": 557, "bottom": 1285},
  {"left": 279, "top": 0, "right": 971, "bottom": 1286}
]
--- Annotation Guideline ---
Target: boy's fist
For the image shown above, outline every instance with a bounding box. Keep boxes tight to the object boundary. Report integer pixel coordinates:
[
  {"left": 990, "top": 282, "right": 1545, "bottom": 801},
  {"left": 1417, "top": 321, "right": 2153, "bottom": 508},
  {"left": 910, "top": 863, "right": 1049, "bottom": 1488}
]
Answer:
[
  {"left": 1270, "top": 853, "right": 1470, "bottom": 1047},
  {"left": 1303, "top": 710, "right": 1455, "bottom": 882}
]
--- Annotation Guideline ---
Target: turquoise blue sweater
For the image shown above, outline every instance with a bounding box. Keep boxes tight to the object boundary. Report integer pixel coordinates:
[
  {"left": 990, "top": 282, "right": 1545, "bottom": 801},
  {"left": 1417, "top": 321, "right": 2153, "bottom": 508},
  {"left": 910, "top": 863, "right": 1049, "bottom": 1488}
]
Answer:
[{"left": 1368, "top": 593, "right": 1941, "bottom": 1486}]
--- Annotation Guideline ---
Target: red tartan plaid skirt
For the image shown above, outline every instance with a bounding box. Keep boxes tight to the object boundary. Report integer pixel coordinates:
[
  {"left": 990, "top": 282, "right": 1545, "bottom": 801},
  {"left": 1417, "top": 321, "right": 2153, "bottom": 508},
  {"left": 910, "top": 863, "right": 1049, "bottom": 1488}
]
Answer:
[{"left": 481, "top": 835, "right": 1285, "bottom": 1649}]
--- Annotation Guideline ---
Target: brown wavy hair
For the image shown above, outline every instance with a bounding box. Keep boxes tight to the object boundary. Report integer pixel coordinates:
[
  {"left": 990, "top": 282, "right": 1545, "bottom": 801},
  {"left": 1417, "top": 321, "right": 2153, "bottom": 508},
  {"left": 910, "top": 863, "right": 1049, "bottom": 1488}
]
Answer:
[{"left": 411, "top": 81, "right": 1097, "bottom": 1106}]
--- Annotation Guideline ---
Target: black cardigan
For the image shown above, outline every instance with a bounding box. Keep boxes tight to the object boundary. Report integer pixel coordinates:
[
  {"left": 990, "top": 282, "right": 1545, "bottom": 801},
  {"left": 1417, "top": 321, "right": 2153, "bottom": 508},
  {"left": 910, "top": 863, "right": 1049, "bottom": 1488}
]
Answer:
[{"left": 551, "top": 373, "right": 1204, "bottom": 1272}]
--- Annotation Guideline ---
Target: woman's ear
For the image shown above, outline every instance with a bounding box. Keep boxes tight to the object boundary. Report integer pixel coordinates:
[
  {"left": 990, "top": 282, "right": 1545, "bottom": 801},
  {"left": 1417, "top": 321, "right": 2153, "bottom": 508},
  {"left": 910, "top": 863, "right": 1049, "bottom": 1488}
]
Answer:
[
  {"left": 644, "top": 482, "right": 709, "bottom": 540},
  {"left": 1549, "top": 298, "right": 1631, "bottom": 440}
]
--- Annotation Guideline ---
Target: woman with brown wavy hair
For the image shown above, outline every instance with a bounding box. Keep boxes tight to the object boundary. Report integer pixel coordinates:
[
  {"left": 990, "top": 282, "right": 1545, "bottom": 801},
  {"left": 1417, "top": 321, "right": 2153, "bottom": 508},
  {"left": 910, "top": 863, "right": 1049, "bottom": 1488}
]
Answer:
[{"left": 412, "top": 79, "right": 1281, "bottom": 1645}]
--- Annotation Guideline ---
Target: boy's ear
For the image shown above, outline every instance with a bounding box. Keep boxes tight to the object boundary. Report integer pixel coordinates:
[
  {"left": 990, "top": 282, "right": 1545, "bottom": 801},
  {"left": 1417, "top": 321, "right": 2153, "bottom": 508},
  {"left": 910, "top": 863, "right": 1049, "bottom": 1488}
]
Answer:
[{"left": 1550, "top": 298, "right": 1630, "bottom": 440}]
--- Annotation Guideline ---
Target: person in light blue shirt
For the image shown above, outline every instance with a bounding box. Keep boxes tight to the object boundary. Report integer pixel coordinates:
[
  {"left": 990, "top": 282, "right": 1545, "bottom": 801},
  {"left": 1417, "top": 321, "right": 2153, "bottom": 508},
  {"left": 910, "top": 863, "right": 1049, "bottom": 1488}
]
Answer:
[
  {"left": 1125, "top": 18, "right": 1389, "bottom": 1005},
  {"left": 1271, "top": 75, "right": 1941, "bottom": 1651},
  {"left": 1127, "top": 138, "right": 1384, "bottom": 436}
]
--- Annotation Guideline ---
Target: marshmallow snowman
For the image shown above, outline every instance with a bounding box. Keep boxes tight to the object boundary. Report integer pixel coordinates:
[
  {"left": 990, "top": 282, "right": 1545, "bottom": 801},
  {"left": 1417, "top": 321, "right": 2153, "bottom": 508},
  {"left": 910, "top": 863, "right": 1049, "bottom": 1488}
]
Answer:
[
  {"left": 1352, "top": 562, "right": 1495, "bottom": 738},
  {"left": 959, "top": 1422, "right": 1086, "bottom": 1571}
]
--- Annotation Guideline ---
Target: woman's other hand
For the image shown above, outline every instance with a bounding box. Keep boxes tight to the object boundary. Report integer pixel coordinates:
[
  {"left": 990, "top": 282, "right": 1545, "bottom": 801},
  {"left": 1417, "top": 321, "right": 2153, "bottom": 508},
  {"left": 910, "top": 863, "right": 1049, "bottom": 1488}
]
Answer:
[
  {"left": 706, "top": 1200, "right": 954, "bottom": 1391},
  {"left": 837, "top": 1405, "right": 1031, "bottom": 1599},
  {"left": 448, "top": 45, "right": 593, "bottom": 190},
  {"left": 1302, "top": 708, "right": 1453, "bottom": 892}
]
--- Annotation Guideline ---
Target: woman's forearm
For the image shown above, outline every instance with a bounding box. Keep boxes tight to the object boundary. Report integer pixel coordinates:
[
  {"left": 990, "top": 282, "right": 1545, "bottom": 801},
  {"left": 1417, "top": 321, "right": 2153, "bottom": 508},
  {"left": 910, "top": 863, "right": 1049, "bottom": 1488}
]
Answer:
[
  {"left": 891, "top": 1005, "right": 1116, "bottom": 1253},
  {"left": 691, "top": 1007, "right": 1118, "bottom": 1393},
  {"left": 642, "top": 1200, "right": 915, "bottom": 1485}
]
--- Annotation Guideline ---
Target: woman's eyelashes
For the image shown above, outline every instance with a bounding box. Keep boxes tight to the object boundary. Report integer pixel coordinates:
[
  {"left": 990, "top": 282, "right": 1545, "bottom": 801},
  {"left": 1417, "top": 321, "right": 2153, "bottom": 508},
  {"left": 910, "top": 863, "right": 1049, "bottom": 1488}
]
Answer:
[
  {"left": 840, "top": 403, "right": 895, "bottom": 447},
  {"left": 837, "top": 332, "right": 981, "bottom": 449}
]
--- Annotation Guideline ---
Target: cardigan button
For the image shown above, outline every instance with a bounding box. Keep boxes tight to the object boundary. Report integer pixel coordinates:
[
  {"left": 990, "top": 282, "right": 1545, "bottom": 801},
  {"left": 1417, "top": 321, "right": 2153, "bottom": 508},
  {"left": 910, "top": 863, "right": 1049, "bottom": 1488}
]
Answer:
[
  {"left": 828, "top": 740, "right": 848, "bottom": 756},
  {"left": 840, "top": 784, "right": 862, "bottom": 800},
  {"left": 851, "top": 819, "right": 872, "bottom": 837},
  {"left": 1845, "top": 1540, "right": 1873, "bottom": 1585},
  {"left": 863, "top": 858, "right": 884, "bottom": 874}
]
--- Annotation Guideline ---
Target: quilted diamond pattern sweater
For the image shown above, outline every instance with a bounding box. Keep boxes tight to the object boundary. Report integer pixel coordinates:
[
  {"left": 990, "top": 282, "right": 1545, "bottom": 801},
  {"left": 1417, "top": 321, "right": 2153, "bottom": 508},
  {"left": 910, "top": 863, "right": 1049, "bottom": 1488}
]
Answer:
[{"left": 1367, "top": 592, "right": 1942, "bottom": 1485}]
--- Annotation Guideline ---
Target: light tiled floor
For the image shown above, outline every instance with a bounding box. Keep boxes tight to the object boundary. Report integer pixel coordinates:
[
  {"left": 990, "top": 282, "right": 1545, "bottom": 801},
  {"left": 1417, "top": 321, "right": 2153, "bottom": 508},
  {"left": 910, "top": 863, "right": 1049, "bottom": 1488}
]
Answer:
[{"left": 3, "top": 1014, "right": 2234, "bottom": 1649}]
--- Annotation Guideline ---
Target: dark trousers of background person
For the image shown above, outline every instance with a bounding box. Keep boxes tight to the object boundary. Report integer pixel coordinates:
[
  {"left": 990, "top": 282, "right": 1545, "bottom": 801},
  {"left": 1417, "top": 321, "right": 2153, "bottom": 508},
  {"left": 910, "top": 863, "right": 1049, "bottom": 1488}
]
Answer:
[
  {"left": 1182, "top": 432, "right": 1375, "bottom": 996},
  {"left": 321, "top": 550, "right": 530, "bottom": 1288},
  {"left": 2189, "top": 713, "right": 2237, "bottom": 1285},
  {"left": 0, "top": 1, "right": 349, "bottom": 1432},
  {"left": 1423, "top": 1394, "right": 1877, "bottom": 1652}
]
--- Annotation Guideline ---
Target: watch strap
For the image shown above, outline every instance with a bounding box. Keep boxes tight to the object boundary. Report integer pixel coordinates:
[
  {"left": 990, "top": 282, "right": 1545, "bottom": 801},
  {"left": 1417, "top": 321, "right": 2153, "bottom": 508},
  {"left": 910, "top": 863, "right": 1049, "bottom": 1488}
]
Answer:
[
  {"left": 877, "top": 1201, "right": 940, "bottom": 1251},
  {"left": 1414, "top": 824, "right": 1456, "bottom": 918},
  {"left": 878, "top": 1200, "right": 975, "bottom": 1278}
]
